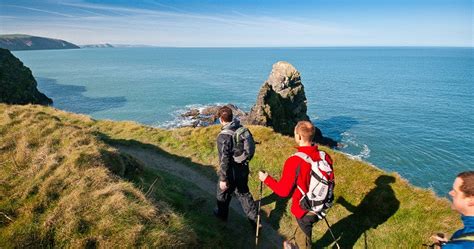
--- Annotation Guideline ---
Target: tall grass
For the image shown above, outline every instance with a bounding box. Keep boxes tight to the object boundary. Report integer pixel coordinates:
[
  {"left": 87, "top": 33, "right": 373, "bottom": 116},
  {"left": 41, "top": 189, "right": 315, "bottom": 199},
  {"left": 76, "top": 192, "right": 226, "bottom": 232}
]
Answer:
[{"left": 0, "top": 104, "right": 197, "bottom": 248}]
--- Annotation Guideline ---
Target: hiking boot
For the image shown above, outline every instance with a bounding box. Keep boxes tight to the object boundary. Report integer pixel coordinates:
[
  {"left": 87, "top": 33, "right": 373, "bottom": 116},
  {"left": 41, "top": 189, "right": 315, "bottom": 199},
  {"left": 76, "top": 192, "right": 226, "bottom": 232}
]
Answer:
[{"left": 213, "top": 208, "right": 227, "bottom": 222}]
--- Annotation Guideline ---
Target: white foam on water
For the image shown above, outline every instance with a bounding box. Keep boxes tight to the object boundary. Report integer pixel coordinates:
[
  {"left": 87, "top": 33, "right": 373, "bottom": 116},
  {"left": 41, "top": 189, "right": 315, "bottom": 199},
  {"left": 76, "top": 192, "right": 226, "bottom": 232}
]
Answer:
[
  {"left": 340, "top": 131, "right": 371, "bottom": 160},
  {"left": 155, "top": 102, "right": 228, "bottom": 128}
]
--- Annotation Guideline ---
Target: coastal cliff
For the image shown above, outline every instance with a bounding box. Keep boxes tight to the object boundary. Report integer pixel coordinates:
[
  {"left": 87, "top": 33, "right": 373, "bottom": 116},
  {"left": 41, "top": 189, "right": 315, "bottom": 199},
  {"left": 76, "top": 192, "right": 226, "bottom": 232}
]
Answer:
[{"left": 0, "top": 48, "right": 52, "bottom": 105}]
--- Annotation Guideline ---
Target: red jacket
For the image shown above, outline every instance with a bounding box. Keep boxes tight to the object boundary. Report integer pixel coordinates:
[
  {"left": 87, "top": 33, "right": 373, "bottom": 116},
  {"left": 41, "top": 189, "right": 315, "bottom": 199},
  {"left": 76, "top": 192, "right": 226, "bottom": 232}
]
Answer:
[{"left": 264, "top": 145, "right": 333, "bottom": 219}]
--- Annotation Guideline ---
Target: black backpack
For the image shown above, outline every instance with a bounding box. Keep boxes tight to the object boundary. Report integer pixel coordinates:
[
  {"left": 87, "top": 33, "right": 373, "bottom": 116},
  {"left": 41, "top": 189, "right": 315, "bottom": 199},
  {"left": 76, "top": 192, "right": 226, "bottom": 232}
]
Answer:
[{"left": 220, "top": 126, "right": 255, "bottom": 164}]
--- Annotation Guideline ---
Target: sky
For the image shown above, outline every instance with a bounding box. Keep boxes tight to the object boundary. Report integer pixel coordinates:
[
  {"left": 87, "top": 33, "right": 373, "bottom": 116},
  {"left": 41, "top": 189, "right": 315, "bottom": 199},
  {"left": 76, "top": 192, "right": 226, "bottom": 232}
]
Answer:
[{"left": 0, "top": 0, "right": 472, "bottom": 47}]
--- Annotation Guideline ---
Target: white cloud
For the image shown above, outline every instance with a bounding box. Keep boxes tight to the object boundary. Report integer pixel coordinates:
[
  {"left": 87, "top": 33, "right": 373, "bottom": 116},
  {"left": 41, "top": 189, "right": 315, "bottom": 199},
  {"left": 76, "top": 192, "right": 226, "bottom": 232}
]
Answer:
[{"left": 3, "top": 4, "right": 76, "bottom": 18}]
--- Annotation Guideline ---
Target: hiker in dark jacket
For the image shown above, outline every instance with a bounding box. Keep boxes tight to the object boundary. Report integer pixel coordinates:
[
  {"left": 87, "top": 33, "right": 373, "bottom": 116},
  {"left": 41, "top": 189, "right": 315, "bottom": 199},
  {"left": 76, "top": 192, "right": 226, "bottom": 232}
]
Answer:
[
  {"left": 430, "top": 171, "right": 474, "bottom": 248},
  {"left": 214, "top": 106, "right": 258, "bottom": 228}
]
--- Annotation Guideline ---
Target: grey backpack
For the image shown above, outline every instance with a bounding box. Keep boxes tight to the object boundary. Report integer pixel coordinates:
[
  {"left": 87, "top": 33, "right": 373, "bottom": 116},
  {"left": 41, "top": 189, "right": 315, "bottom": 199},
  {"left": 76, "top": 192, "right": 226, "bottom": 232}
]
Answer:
[{"left": 220, "top": 126, "right": 255, "bottom": 163}]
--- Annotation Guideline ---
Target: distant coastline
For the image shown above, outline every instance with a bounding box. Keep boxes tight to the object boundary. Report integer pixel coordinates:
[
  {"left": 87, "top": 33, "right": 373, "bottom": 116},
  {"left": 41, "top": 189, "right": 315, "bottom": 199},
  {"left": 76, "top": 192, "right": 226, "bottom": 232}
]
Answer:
[{"left": 0, "top": 34, "right": 79, "bottom": 51}]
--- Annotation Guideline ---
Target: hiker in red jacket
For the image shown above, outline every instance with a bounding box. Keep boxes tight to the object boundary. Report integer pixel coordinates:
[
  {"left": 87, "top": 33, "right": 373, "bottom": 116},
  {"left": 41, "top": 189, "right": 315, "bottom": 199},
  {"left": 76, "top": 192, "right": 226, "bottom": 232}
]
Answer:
[{"left": 258, "top": 120, "right": 334, "bottom": 249}]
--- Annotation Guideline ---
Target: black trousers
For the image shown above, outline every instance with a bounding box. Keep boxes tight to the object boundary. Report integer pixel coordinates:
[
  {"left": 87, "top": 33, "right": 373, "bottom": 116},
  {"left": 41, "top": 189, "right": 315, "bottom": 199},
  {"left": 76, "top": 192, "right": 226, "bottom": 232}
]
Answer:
[
  {"left": 215, "top": 164, "right": 257, "bottom": 221},
  {"left": 295, "top": 213, "right": 319, "bottom": 249}
]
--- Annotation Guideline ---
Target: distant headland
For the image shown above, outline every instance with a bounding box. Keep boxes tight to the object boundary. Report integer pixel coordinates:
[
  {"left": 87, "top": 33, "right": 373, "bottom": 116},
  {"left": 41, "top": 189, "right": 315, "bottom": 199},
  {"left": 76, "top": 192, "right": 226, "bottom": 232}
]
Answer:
[{"left": 0, "top": 34, "right": 80, "bottom": 51}]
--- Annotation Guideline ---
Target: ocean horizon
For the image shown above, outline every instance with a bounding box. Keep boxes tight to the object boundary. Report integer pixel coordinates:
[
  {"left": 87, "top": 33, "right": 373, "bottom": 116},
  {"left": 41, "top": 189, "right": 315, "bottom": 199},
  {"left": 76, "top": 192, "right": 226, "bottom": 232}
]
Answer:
[{"left": 13, "top": 46, "right": 473, "bottom": 196}]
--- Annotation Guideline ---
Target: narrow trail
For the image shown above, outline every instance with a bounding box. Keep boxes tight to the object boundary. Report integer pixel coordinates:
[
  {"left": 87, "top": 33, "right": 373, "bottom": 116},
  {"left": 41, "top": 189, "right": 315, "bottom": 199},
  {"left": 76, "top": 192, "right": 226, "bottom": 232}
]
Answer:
[{"left": 116, "top": 145, "right": 284, "bottom": 248}]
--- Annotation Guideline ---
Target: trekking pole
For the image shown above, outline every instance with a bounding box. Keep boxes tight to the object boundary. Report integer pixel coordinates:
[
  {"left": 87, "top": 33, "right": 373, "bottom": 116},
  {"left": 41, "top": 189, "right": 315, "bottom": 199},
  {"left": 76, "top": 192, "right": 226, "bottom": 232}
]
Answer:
[
  {"left": 323, "top": 216, "right": 341, "bottom": 249},
  {"left": 255, "top": 180, "right": 263, "bottom": 247}
]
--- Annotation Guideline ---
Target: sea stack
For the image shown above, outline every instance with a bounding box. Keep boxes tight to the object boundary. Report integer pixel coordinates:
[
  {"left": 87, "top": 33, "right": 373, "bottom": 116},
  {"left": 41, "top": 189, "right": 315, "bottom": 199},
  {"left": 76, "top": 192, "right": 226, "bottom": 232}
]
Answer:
[{"left": 246, "top": 61, "right": 309, "bottom": 135}]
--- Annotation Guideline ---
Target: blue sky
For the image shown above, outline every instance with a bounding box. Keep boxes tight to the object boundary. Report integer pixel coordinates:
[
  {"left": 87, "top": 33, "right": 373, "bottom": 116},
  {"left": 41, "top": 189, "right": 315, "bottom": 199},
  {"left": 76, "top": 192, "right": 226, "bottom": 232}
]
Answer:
[{"left": 0, "top": 0, "right": 472, "bottom": 47}]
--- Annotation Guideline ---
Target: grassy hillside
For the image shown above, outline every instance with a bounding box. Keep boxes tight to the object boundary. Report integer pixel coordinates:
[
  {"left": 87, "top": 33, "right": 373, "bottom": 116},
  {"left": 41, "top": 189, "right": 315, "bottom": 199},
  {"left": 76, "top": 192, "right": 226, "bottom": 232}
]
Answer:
[
  {"left": 0, "top": 104, "right": 196, "bottom": 248},
  {"left": 0, "top": 104, "right": 461, "bottom": 248}
]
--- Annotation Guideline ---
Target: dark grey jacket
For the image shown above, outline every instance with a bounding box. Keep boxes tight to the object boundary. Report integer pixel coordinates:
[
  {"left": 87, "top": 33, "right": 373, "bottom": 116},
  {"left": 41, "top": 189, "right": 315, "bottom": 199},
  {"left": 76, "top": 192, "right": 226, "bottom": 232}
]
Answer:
[{"left": 217, "top": 120, "right": 241, "bottom": 182}]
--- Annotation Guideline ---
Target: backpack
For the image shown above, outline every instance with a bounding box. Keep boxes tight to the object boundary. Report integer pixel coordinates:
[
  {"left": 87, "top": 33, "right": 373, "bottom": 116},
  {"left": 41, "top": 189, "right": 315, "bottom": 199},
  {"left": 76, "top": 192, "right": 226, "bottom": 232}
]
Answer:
[
  {"left": 220, "top": 126, "right": 255, "bottom": 164},
  {"left": 294, "top": 151, "right": 335, "bottom": 215}
]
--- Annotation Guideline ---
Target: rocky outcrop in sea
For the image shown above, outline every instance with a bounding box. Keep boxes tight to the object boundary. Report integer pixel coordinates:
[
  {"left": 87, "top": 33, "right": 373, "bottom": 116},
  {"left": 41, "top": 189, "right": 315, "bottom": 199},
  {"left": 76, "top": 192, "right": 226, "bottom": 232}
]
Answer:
[
  {"left": 246, "top": 61, "right": 309, "bottom": 135},
  {"left": 171, "top": 104, "right": 246, "bottom": 128}
]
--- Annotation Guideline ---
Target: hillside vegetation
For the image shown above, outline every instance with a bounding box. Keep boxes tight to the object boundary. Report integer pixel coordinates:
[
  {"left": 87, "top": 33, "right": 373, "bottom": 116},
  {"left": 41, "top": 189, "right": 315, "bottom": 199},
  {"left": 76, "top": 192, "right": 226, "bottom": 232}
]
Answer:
[
  {"left": 0, "top": 104, "right": 196, "bottom": 248},
  {"left": 0, "top": 104, "right": 461, "bottom": 248},
  {"left": 0, "top": 34, "right": 79, "bottom": 51}
]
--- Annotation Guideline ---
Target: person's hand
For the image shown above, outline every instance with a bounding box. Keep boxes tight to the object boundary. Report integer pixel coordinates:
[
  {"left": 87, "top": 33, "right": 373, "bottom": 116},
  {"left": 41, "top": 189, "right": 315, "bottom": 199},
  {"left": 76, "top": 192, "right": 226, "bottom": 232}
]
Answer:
[
  {"left": 258, "top": 171, "right": 268, "bottom": 182},
  {"left": 219, "top": 181, "right": 228, "bottom": 191},
  {"left": 430, "top": 233, "right": 448, "bottom": 248}
]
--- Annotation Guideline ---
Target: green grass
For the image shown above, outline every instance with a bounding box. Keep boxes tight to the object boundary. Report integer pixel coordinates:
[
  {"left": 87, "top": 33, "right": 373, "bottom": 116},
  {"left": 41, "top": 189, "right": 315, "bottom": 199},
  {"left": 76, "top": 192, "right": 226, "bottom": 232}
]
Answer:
[
  {"left": 0, "top": 104, "right": 197, "bottom": 248},
  {"left": 0, "top": 104, "right": 462, "bottom": 248}
]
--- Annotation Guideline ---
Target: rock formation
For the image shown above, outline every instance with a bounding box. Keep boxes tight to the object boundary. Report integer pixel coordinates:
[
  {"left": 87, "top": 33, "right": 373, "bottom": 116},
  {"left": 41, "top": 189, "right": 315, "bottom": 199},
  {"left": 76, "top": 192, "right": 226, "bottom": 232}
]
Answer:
[
  {"left": 0, "top": 48, "right": 53, "bottom": 105},
  {"left": 246, "top": 61, "right": 309, "bottom": 135},
  {"left": 179, "top": 104, "right": 246, "bottom": 127}
]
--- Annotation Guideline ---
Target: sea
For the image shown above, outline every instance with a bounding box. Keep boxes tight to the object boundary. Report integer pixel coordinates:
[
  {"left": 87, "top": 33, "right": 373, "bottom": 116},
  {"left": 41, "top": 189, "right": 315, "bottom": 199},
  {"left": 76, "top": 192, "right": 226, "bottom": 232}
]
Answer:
[{"left": 13, "top": 47, "right": 473, "bottom": 197}]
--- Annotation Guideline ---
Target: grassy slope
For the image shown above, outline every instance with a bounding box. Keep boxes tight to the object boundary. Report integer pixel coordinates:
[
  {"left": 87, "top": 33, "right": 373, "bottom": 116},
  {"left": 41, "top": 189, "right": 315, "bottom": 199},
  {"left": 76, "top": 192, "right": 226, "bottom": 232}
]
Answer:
[
  {"left": 0, "top": 104, "right": 461, "bottom": 248},
  {"left": 91, "top": 114, "right": 461, "bottom": 247},
  {"left": 0, "top": 104, "right": 196, "bottom": 248},
  {"left": 0, "top": 104, "right": 263, "bottom": 248}
]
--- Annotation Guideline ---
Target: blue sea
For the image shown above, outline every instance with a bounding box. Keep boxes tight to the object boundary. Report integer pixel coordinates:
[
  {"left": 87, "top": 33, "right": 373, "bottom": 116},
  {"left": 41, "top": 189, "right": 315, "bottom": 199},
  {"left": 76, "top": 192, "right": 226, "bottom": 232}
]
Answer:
[{"left": 13, "top": 47, "right": 473, "bottom": 196}]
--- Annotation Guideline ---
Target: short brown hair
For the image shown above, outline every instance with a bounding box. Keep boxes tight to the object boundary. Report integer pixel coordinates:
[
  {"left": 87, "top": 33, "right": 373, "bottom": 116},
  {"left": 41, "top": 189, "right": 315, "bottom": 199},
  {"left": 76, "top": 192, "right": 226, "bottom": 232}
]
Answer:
[
  {"left": 458, "top": 171, "right": 474, "bottom": 197},
  {"left": 295, "top": 121, "right": 315, "bottom": 142},
  {"left": 217, "top": 106, "right": 233, "bottom": 122}
]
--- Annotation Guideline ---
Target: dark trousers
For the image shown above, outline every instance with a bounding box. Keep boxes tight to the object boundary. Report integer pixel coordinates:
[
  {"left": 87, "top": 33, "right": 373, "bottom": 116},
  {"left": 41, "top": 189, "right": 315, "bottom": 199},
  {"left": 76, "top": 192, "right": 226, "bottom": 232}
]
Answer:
[
  {"left": 295, "top": 212, "right": 319, "bottom": 249},
  {"left": 215, "top": 164, "right": 257, "bottom": 221}
]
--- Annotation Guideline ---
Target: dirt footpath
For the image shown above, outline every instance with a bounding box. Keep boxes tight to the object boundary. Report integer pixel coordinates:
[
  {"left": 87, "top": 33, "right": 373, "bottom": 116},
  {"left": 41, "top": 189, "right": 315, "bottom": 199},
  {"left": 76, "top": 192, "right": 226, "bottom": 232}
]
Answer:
[{"left": 116, "top": 145, "right": 284, "bottom": 248}]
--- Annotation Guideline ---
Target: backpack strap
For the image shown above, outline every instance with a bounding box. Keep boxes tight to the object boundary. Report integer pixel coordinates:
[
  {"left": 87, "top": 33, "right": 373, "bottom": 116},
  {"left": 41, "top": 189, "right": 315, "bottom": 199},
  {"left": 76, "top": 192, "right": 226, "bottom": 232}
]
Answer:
[
  {"left": 294, "top": 152, "right": 313, "bottom": 164},
  {"left": 220, "top": 129, "right": 235, "bottom": 136},
  {"left": 293, "top": 152, "right": 318, "bottom": 196},
  {"left": 293, "top": 151, "right": 332, "bottom": 172}
]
